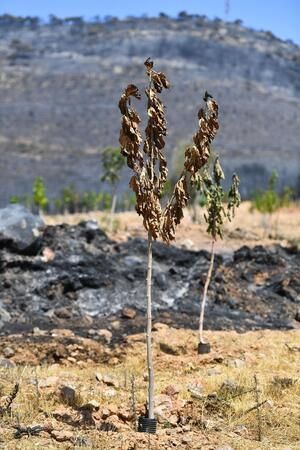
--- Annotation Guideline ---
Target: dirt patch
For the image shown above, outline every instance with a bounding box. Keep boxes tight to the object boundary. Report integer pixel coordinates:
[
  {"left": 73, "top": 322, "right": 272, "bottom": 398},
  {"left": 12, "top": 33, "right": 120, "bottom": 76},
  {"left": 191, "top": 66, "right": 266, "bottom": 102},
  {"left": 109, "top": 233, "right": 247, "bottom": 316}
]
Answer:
[{"left": 44, "top": 201, "right": 300, "bottom": 252}]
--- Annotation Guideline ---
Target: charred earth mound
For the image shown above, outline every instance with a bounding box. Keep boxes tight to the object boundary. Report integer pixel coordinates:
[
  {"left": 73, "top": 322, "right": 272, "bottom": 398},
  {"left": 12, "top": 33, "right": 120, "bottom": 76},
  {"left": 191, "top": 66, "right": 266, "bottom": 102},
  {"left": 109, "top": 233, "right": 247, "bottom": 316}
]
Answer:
[{"left": 0, "top": 219, "right": 299, "bottom": 337}]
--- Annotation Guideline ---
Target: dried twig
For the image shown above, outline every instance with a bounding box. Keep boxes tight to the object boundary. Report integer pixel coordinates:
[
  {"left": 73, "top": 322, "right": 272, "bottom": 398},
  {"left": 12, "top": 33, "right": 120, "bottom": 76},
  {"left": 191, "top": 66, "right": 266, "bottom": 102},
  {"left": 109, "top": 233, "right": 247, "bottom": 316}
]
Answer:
[
  {"left": 33, "top": 367, "right": 40, "bottom": 404},
  {"left": 285, "top": 343, "right": 300, "bottom": 353},
  {"left": 240, "top": 399, "right": 267, "bottom": 418},
  {"left": 235, "top": 377, "right": 266, "bottom": 440},
  {"left": 130, "top": 374, "right": 137, "bottom": 431},
  {"left": 123, "top": 370, "right": 128, "bottom": 389},
  {"left": 229, "top": 387, "right": 256, "bottom": 400},
  {"left": 0, "top": 383, "right": 19, "bottom": 415},
  {"left": 254, "top": 374, "right": 262, "bottom": 441}
]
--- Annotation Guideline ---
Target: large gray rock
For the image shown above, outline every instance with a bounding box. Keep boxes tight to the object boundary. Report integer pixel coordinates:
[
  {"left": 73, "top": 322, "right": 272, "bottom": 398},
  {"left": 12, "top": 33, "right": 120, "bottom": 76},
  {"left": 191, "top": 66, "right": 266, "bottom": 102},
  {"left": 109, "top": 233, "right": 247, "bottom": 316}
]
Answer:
[{"left": 0, "top": 204, "right": 44, "bottom": 253}]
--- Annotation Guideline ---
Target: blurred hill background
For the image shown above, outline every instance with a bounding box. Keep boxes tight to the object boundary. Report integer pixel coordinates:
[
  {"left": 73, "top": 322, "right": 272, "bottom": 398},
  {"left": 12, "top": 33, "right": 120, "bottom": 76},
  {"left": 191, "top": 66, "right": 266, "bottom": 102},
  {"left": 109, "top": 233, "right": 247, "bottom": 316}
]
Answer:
[{"left": 0, "top": 10, "right": 299, "bottom": 204}]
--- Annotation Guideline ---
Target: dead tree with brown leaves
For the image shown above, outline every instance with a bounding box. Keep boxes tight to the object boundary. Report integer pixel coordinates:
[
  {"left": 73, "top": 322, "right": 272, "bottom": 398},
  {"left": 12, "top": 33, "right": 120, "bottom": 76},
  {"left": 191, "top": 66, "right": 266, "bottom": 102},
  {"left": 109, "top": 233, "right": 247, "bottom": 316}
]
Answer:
[{"left": 119, "top": 59, "right": 220, "bottom": 432}]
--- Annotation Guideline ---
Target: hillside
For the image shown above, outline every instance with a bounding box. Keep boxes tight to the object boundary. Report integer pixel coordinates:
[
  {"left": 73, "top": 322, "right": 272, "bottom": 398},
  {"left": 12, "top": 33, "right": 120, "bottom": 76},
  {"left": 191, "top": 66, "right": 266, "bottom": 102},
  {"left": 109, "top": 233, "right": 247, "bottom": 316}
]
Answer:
[{"left": 0, "top": 14, "right": 300, "bottom": 204}]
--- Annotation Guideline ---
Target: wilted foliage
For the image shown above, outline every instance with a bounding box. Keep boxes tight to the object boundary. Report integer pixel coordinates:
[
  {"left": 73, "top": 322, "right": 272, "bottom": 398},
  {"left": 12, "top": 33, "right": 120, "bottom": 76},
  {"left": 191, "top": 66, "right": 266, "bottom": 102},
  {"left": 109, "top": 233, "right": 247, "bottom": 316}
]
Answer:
[
  {"left": 161, "top": 92, "right": 219, "bottom": 242},
  {"left": 119, "top": 58, "right": 170, "bottom": 239},
  {"left": 119, "top": 61, "right": 219, "bottom": 243},
  {"left": 119, "top": 84, "right": 143, "bottom": 173}
]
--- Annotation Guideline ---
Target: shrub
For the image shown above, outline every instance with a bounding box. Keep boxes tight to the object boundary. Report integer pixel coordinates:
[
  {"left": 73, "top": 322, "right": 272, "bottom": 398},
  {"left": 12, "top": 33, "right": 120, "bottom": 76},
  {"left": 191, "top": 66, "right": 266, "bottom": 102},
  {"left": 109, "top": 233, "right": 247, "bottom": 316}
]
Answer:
[
  {"left": 82, "top": 191, "right": 101, "bottom": 211},
  {"left": 10, "top": 195, "right": 21, "bottom": 204},
  {"left": 251, "top": 171, "right": 294, "bottom": 214},
  {"left": 61, "top": 184, "right": 80, "bottom": 213},
  {"left": 33, "top": 176, "right": 48, "bottom": 214},
  {"left": 101, "top": 147, "right": 125, "bottom": 231}
]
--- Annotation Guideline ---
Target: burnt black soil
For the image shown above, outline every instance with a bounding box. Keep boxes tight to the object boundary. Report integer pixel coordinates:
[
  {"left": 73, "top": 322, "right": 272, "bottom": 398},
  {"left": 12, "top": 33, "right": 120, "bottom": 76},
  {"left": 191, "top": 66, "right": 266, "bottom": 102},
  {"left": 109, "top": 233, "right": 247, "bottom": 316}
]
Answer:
[{"left": 0, "top": 222, "right": 299, "bottom": 340}]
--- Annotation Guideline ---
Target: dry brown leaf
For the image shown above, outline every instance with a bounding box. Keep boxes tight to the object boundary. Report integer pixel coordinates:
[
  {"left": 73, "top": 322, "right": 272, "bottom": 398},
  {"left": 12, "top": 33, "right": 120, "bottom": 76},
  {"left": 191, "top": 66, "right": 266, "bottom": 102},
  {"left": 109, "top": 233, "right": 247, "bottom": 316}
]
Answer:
[{"left": 119, "top": 61, "right": 218, "bottom": 243}]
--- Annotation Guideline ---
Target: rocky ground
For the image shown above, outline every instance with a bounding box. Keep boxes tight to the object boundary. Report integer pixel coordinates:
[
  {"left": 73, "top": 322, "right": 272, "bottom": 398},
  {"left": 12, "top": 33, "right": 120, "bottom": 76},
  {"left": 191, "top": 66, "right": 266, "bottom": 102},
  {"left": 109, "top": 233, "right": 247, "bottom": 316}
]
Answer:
[
  {"left": 0, "top": 204, "right": 299, "bottom": 448},
  {"left": 0, "top": 328, "right": 299, "bottom": 449}
]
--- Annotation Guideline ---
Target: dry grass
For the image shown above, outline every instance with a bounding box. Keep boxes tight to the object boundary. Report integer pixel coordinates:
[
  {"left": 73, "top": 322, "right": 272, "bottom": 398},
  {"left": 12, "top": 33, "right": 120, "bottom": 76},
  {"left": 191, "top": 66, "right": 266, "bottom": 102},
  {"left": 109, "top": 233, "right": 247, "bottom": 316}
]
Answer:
[
  {"left": 0, "top": 329, "right": 299, "bottom": 449},
  {"left": 44, "top": 201, "right": 300, "bottom": 252}
]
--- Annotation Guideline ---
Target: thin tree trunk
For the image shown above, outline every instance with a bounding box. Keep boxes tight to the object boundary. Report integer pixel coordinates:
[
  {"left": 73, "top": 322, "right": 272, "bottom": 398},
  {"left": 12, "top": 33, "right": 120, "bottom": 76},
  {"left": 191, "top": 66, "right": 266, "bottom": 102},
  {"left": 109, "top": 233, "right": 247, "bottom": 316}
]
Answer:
[
  {"left": 254, "top": 374, "right": 262, "bottom": 441},
  {"left": 199, "top": 239, "right": 215, "bottom": 344},
  {"left": 146, "top": 230, "right": 154, "bottom": 419},
  {"left": 192, "top": 199, "right": 198, "bottom": 223},
  {"left": 109, "top": 187, "right": 117, "bottom": 233}
]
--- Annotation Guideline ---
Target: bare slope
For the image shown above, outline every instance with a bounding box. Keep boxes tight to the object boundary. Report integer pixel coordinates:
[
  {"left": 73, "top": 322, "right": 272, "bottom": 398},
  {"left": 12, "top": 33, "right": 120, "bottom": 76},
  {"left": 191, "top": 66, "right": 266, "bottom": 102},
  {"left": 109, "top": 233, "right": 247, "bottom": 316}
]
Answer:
[{"left": 0, "top": 16, "right": 300, "bottom": 203}]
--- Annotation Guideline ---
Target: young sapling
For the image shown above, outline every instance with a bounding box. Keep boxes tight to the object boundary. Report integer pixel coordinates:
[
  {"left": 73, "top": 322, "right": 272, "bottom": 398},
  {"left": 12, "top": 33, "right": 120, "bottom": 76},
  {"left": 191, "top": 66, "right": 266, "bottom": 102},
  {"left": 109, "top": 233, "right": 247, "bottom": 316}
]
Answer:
[
  {"left": 250, "top": 170, "right": 293, "bottom": 235},
  {"left": 119, "top": 59, "right": 219, "bottom": 432},
  {"left": 196, "top": 158, "right": 241, "bottom": 353},
  {"left": 33, "top": 176, "right": 48, "bottom": 216},
  {"left": 101, "top": 146, "right": 125, "bottom": 232}
]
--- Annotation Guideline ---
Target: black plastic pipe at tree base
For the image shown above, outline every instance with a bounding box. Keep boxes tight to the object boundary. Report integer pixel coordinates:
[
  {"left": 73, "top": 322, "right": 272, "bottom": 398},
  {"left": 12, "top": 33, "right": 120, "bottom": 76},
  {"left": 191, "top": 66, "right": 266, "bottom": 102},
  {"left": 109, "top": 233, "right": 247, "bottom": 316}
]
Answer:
[
  {"left": 138, "top": 416, "right": 157, "bottom": 434},
  {"left": 198, "top": 342, "right": 211, "bottom": 354}
]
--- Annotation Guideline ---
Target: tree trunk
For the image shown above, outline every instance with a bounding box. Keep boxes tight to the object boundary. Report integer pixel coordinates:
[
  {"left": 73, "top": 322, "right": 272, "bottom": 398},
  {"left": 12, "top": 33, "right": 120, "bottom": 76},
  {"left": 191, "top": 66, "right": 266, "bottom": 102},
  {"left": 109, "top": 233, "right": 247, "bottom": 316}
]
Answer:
[
  {"left": 146, "top": 230, "right": 154, "bottom": 419},
  {"left": 199, "top": 239, "right": 215, "bottom": 344},
  {"left": 192, "top": 199, "right": 198, "bottom": 223},
  {"left": 109, "top": 188, "right": 117, "bottom": 233}
]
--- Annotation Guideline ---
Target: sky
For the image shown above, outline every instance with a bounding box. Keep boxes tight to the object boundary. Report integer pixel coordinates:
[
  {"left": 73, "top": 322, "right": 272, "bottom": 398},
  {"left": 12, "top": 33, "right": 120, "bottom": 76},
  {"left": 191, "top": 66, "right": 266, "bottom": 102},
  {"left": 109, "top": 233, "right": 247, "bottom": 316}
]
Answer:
[{"left": 1, "top": 0, "right": 300, "bottom": 45}]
